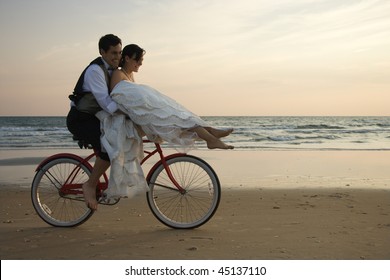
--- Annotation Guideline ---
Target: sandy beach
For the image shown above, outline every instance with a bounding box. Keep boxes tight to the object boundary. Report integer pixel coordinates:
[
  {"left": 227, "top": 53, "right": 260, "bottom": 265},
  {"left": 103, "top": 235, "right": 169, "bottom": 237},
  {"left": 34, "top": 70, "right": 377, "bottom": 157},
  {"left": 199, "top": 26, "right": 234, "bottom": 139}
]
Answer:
[{"left": 0, "top": 149, "right": 389, "bottom": 260}]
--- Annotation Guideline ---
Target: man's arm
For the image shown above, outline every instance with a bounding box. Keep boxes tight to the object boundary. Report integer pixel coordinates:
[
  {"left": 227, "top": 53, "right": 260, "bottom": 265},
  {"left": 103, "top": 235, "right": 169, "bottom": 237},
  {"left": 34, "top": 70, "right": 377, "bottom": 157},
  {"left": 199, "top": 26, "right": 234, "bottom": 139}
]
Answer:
[{"left": 83, "top": 64, "right": 118, "bottom": 114}]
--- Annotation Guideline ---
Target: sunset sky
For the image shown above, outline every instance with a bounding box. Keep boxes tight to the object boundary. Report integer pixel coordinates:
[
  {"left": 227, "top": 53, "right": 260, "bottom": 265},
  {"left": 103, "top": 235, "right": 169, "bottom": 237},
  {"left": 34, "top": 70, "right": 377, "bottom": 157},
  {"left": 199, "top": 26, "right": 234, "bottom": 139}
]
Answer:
[{"left": 0, "top": 0, "right": 389, "bottom": 116}]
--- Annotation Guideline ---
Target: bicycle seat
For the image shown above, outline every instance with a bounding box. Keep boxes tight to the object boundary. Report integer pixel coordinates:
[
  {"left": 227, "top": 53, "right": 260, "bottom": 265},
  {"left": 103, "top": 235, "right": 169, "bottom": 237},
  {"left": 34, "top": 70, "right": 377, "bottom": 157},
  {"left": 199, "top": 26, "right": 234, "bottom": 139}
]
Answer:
[{"left": 72, "top": 135, "right": 93, "bottom": 149}]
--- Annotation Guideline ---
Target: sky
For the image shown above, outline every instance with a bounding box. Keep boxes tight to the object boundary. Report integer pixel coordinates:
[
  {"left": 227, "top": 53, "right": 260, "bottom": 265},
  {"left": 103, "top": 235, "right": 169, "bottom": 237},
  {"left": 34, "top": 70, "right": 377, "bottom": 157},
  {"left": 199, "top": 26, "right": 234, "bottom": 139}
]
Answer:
[{"left": 0, "top": 0, "right": 389, "bottom": 116}]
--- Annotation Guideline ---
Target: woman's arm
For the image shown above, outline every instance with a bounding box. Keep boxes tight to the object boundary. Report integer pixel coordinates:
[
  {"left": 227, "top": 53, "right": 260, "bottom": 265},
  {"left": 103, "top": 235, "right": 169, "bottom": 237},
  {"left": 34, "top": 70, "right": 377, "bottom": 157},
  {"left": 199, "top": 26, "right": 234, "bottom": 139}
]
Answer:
[{"left": 110, "top": 69, "right": 126, "bottom": 92}]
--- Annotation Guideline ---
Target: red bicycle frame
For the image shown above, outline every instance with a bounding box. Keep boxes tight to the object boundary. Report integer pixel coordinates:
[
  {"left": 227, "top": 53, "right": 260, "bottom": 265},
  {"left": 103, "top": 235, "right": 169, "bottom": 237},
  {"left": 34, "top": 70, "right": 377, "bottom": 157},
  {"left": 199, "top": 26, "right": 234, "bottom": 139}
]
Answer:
[
  {"left": 142, "top": 140, "right": 186, "bottom": 193},
  {"left": 35, "top": 140, "right": 187, "bottom": 197}
]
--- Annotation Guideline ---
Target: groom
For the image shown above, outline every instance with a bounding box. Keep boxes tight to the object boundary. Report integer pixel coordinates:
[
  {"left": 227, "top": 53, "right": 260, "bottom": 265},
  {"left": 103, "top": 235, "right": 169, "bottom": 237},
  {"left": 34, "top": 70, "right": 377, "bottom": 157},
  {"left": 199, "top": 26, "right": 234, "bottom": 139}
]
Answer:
[{"left": 66, "top": 34, "right": 122, "bottom": 210}]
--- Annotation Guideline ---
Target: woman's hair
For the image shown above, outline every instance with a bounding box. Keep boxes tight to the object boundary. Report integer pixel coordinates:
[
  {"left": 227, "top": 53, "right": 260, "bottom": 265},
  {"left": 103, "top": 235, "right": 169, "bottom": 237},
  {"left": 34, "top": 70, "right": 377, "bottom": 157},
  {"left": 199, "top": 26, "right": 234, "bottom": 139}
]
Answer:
[{"left": 120, "top": 44, "right": 145, "bottom": 67}]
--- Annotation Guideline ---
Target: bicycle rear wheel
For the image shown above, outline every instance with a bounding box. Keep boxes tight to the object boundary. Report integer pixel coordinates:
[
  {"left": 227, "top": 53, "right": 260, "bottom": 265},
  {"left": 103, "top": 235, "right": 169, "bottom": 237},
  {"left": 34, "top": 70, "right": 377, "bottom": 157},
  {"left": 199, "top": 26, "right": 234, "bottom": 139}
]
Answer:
[
  {"left": 31, "top": 156, "right": 94, "bottom": 227},
  {"left": 146, "top": 155, "right": 221, "bottom": 229}
]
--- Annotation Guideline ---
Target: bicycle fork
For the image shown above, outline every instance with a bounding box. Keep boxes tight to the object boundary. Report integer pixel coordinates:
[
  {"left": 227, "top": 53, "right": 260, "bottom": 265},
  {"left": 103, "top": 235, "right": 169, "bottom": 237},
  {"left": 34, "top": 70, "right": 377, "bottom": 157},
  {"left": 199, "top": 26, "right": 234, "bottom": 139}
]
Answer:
[{"left": 157, "top": 149, "right": 186, "bottom": 194}]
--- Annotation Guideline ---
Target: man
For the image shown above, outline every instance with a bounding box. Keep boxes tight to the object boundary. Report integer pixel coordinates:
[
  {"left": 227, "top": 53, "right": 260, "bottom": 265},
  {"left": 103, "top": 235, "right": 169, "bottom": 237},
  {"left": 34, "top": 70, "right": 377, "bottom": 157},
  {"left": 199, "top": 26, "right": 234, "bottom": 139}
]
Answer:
[{"left": 67, "top": 34, "right": 122, "bottom": 210}]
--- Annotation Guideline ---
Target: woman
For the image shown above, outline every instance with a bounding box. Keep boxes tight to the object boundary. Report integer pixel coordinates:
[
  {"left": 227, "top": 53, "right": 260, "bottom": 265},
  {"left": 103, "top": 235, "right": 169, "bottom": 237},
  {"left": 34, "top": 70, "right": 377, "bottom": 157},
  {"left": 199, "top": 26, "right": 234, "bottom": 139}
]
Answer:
[{"left": 109, "top": 44, "right": 234, "bottom": 150}]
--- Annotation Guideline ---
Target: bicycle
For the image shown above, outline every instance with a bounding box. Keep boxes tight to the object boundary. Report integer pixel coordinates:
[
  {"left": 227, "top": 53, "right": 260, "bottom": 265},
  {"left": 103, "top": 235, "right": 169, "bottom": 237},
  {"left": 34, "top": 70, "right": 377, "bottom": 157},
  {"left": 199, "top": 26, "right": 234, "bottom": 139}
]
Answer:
[{"left": 31, "top": 139, "right": 221, "bottom": 229}]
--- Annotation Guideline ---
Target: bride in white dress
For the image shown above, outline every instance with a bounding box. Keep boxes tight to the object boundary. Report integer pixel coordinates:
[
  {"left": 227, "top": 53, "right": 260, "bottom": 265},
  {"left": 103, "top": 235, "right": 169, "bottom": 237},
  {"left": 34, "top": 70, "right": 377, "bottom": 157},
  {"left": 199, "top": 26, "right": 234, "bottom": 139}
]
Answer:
[
  {"left": 96, "top": 44, "right": 233, "bottom": 200},
  {"left": 109, "top": 44, "right": 234, "bottom": 150}
]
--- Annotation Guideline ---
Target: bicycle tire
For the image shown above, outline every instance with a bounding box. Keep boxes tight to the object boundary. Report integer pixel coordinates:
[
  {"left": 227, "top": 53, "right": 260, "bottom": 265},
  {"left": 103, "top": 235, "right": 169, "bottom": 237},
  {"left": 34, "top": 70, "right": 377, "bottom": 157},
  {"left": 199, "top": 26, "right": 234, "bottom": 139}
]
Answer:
[
  {"left": 31, "top": 156, "right": 94, "bottom": 227},
  {"left": 146, "top": 155, "right": 221, "bottom": 229}
]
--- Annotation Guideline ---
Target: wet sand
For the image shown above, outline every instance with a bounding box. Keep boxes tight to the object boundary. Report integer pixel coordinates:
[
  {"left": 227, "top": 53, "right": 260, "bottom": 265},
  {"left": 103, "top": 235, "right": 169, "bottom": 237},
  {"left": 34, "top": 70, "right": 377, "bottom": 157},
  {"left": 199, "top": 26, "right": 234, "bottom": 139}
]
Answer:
[{"left": 1, "top": 149, "right": 389, "bottom": 260}]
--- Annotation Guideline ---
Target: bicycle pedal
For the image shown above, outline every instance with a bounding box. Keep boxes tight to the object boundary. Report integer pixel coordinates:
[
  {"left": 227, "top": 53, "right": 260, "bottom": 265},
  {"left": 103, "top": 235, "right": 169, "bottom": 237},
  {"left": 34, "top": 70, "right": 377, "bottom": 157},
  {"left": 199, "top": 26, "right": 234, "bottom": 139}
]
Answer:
[{"left": 98, "top": 194, "right": 120, "bottom": 205}]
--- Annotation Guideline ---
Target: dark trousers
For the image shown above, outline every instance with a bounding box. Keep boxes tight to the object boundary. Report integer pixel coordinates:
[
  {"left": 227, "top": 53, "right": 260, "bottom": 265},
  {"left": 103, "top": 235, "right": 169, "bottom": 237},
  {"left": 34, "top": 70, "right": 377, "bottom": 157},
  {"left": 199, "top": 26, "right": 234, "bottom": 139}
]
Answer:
[{"left": 66, "top": 106, "right": 109, "bottom": 161}]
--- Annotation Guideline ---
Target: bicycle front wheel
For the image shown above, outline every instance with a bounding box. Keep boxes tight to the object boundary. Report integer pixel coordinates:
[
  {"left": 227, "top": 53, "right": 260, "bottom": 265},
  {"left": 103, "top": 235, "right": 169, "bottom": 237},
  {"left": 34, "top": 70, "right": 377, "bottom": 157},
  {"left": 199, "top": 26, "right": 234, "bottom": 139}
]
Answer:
[
  {"left": 31, "top": 157, "right": 94, "bottom": 227},
  {"left": 146, "top": 155, "right": 221, "bottom": 229}
]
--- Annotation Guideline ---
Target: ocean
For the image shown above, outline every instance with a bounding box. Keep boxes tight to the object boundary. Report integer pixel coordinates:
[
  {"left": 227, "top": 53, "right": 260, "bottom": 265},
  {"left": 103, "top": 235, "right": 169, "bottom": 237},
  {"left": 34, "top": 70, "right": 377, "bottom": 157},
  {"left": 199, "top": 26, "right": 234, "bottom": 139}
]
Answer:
[{"left": 0, "top": 116, "right": 389, "bottom": 151}]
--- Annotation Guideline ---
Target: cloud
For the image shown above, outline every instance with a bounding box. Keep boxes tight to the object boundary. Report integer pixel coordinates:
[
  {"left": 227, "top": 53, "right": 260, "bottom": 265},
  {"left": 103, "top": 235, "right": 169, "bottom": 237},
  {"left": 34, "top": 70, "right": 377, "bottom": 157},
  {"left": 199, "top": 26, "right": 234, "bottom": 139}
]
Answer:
[{"left": 1, "top": 0, "right": 390, "bottom": 115}]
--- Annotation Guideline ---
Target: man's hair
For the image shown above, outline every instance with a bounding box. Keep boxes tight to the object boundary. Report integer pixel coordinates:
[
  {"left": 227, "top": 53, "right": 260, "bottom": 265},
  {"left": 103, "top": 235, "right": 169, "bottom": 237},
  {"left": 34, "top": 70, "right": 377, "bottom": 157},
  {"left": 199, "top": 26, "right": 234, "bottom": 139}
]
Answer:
[{"left": 98, "top": 34, "right": 122, "bottom": 52}]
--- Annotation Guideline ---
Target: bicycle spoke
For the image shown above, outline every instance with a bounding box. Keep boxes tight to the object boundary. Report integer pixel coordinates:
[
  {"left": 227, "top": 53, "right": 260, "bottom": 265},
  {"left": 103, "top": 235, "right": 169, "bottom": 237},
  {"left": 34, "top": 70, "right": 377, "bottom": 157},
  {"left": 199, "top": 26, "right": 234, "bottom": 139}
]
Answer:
[
  {"left": 148, "top": 182, "right": 181, "bottom": 192},
  {"left": 32, "top": 157, "right": 95, "bottom": 227},
  {"left": 147, "top": 155, "right": 220, "bottom": 229}
]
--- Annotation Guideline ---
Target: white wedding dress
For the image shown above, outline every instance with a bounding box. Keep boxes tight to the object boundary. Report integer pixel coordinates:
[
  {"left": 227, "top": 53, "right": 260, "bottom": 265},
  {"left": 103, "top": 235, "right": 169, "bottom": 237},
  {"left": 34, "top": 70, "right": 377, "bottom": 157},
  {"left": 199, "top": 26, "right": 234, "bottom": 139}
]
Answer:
[
  {"left": 111, "top": 80, "right": 209, "bottom": 149},
  {"left": 97, "top": 80, "right": 210, "bottom": 199}
]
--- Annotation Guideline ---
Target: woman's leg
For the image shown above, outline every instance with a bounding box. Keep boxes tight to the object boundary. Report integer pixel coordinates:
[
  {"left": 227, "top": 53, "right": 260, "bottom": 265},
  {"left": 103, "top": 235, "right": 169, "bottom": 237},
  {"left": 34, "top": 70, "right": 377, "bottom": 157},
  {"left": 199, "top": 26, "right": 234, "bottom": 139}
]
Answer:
[
  {"left": 190, "top": 127, "right": 234, "bottom": 149},
  {"left": 205, "top": 127, "right": 233, "bottom": 138}
]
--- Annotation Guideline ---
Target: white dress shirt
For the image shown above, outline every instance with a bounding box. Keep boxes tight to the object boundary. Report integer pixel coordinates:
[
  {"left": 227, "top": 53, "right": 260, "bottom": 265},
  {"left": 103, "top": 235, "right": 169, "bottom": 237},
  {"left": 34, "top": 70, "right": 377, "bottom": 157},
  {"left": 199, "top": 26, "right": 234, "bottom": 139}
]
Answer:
[{"left": 82, "top": 58, "right": 118, "bottom": 114}]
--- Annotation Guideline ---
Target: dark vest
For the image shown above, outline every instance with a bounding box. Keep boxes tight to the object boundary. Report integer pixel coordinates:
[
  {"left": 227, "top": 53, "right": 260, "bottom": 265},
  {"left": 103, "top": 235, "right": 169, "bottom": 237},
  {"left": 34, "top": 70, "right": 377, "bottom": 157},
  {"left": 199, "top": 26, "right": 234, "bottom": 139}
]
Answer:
[{"left": 68, "top": 57, "right": 110, "bottom": 114}]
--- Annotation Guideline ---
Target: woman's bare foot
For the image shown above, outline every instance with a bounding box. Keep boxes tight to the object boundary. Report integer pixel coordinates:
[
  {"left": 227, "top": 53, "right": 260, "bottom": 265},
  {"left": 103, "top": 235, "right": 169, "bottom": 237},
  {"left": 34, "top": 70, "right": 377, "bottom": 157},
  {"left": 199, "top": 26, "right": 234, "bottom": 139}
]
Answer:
[
  {"left": 82, "top": 182, "right": 98, "bottom": 210},
  {"left": 207, "top": 138, "right": 234, "bottom": 150},
  {"left": 190, "top": 126, "right": 234, "bottom": 149},
  {"left": 206, "top": 127, "right": 233, "bottom": 138}
]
